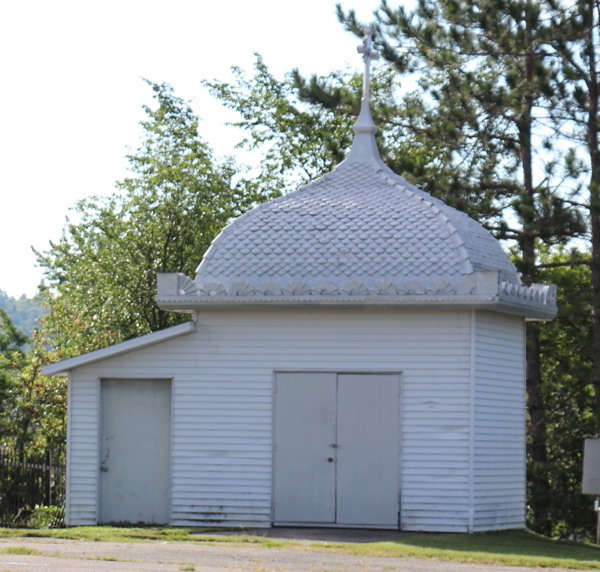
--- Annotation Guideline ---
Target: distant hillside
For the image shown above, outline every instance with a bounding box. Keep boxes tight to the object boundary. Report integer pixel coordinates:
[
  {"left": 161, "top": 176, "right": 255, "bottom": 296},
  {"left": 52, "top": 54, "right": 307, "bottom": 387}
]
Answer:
[{"left": 0, "top": 290, "right": 47, "bottom": 337}]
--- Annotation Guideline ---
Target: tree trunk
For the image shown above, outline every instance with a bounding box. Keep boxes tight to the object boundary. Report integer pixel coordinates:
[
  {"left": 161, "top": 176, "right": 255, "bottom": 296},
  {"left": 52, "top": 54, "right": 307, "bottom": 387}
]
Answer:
[
  {"left": 520, "top": 20, "right": 552, "bottom": 533},
  {"left": 526, "top": 320, "right": 552, "bottom": 533},
  {"left": 587, "top": 0, "right": 600, "bottom": 427}
]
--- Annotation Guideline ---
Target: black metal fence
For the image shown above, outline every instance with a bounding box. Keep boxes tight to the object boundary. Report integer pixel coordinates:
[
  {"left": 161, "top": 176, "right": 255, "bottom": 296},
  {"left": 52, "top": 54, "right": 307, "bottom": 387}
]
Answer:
[{"left": 0, "top": 448, "right": 65, "bottom": 528}]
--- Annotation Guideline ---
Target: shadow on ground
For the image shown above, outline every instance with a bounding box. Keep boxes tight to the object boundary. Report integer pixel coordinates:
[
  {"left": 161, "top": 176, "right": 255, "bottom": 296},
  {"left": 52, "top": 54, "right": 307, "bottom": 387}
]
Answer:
[{"left": 195, "top": 527, "right": 419, "bottom": 543}]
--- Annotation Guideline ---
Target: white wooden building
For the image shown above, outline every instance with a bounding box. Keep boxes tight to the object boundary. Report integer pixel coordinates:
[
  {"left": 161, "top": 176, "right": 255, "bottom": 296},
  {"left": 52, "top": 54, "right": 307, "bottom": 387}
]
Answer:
[{"left": 44, "top": 29, "right": 557, "bottom": 532}]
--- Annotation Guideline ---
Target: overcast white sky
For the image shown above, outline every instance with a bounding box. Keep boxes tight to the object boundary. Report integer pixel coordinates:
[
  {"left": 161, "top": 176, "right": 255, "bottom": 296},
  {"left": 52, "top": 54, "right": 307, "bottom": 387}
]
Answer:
[{"left": 0, "top": 0, "right": 384, "bottom": 299}]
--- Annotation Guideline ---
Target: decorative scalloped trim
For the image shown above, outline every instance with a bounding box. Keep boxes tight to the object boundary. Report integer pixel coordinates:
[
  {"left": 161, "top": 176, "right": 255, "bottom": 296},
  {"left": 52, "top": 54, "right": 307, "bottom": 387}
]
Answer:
[
  {"left": 178, "top": 275, "right": 199, "bottom": 296},
  {"left": 312, "top": 281, "right": 339, "bottom": 295},
  {"left": 198, "top": 281, "right": 227, "bottom": 296},
  {"left": 370, "top": 280, "right": 397, "bottom": 295},
  {"left": 256, "top": 280, "right": 282, "bottom": 296},
  {"left": 398, "top": 280, "right": 426, "bottom": 295},
  {"left": 170, "top": 275, "right": 555, "bottom": 311},
  {"left": 427, "top": 280, "right": 455, "bottom": 295},
  {"left": 284, "top": 281, "right": 311, "bottom": 295},
  {"left": 228, "top": 281, "right": 254, "bottom": 296},
  {"left": 341, "top": 281, "right": 369, "bottom": 295},
  {"left": 500, "top": 282, "right": 556, "bottom": 306}
]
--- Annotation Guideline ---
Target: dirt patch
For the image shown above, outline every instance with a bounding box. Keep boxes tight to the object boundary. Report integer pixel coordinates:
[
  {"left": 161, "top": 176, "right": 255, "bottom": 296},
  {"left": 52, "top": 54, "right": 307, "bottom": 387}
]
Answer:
[{"left": 193, "top": 526, "right": 420, "bottom": 543}]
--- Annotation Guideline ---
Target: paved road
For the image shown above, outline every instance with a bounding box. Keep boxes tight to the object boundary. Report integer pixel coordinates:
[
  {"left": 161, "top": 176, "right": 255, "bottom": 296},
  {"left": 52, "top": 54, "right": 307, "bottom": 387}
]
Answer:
[{"left": 0, "top": 537, "right": 575, "bottom": 572}]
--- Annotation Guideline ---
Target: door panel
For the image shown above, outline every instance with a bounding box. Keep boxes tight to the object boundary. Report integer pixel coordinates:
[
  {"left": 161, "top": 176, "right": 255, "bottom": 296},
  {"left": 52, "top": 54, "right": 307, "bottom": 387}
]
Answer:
[
  {"left": 100, "top": 379, "right": 171, "bottom": 524},
  {"left": 274, "top": 373, "right": 337, "bottom": 523},
  {"left": 336, "top": 374, "right": 400, "bottom": 527}
]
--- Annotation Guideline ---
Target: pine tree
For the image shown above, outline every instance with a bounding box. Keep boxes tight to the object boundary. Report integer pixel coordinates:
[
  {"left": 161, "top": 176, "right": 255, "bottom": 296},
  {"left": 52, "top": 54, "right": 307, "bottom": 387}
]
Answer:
[
  {"left": 545, "top": 0, "right": 600, "bottom": 433},
  {"left": 331, "top": 0, "right": 585, "bottom": 533},
  {"left": 204, "top": 4, "right": 591, "bottom": 534}
]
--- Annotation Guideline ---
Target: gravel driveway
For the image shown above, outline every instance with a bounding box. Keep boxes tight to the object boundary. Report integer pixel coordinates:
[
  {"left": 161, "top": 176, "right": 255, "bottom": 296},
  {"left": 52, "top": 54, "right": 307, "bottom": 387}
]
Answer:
[{"left": 0, "top": 536, "right": 576, "bottom": 572}]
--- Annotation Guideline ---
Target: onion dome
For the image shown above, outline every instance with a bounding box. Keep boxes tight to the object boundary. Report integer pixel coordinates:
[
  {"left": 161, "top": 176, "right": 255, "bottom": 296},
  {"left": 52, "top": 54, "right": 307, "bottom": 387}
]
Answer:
[{"left": 156, "top": 28, "right": 556, "bottom": 319}]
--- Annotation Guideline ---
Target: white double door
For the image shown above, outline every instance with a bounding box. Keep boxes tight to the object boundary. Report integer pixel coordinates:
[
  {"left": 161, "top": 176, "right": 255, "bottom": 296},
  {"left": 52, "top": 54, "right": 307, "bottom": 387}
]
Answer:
[{"left": 274, "top": 373, "right": 400, "bottom": 527}]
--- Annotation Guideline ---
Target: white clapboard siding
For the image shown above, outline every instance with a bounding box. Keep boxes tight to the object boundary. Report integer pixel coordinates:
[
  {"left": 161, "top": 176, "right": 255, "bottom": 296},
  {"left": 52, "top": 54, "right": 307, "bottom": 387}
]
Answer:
[
  {"left": 65, "top": 377, "right": 99, "bottom": 526},
  {"left": 67, "top": 308, "right": 472, "bottom": 528},
  {"left": 473, "top": 311, "right": 526, "bottom": 531}
]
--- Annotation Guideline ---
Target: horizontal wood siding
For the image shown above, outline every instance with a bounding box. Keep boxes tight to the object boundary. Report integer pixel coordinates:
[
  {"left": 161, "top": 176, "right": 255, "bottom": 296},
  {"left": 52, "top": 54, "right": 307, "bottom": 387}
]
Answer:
[
  {"left": 66, "top": 376, "right": 99, "bottom": 525},
  {"left": 474, "top": 311, "right": 526, "bottom": 531},
  {"left": 67, "top": 308, "right": 472, "bottom": 529}
]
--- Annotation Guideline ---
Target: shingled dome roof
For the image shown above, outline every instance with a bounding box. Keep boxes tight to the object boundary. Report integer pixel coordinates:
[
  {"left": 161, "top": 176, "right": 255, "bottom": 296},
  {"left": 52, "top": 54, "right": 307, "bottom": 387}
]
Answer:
[
  {"left": 156, "top": 28, "right": 556, "bottom": 320},
  {"left": 195, "top": 160, "right": 520, "bottom": 293}
]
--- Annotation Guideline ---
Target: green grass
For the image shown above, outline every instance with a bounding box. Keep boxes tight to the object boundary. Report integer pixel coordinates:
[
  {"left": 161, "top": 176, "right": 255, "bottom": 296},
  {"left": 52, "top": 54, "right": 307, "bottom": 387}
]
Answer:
[
  {"left": 309, "top": 530, "right": 600, "bottom": 569},
  {"left": 1, "top": 527, "right": 600, "bottom": 569},
  {"left": 0, "top": 546, "right": 42, "bottom": 555},
  {"left": 179, "top": 566, "right": 195, "bottom": 571},
  {"left": 0, "top": 526, "right": 227, "bottom": 544},
  {"left": 0, "top": 526, "right": 301, "bottom": 547}
]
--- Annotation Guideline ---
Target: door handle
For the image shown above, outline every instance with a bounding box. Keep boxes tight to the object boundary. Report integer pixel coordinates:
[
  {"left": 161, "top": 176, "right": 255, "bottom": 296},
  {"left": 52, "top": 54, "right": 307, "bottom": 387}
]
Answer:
[{"left": 328, "top": 457, "right": 334, "bottom": 462}]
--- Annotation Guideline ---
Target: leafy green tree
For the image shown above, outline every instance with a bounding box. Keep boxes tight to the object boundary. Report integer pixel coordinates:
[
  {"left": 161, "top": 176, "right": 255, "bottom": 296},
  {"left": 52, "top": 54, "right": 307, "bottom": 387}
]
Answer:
[
  {"left": 0, "top": 308, "right": 27, "bottom": 357},
  {"left": 0, "top": 291, "right": 46, "bottom": 337},
  {"left": 37, "top": 80, "right": 272, "bottom": 356},
  {"left": 328, "top": 0, "right": 586, "bottom": 534},
  {"left": 0, "top": 309, "right": 28, "bottom": 443},
  {"left": 205, "top": 56, "right": 360, "bottom": 191},
  {"left": 543, "top": 0, "right": 600, "bottom": 436},
  {"left": 1, "top": 327, "right": 65, "bottom": 461},
  {"left": 207, "top": 6, "right": 594, "bottom": 535},
  {"left": 0, "top": 311, "right": 64, "bottom": 461},
  {"left": 205, "top": 56, "right": 455, "bottom": 204},
  {"left": 538, "top": 248, "right": 595, "bottom": 538}
]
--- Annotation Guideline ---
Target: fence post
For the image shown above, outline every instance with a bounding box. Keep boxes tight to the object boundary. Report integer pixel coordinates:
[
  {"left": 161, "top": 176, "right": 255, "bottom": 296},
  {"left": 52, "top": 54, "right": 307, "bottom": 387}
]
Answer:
[{"left": 0, "top": 447, "right": 65, "bottom": 527}]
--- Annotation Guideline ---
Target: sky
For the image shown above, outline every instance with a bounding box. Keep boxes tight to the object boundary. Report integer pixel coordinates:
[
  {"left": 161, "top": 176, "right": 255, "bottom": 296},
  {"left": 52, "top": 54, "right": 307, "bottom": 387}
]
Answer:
[{"left": 0, "top": 0, "right": 384, "bottom": 299}]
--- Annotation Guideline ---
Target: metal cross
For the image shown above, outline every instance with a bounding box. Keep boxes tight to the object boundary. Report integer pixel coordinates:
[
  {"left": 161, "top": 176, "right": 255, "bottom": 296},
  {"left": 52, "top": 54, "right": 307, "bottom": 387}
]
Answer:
[{"left": 357, "top": 26, "right": 379, "bottom": 105}]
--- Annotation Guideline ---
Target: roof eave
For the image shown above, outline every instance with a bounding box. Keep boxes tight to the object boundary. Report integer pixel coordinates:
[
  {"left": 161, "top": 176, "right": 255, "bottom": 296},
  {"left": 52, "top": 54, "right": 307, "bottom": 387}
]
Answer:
[
  {"left": 497, "top": 298, "right": 558, "bottom": 321},
  {"left": 42, "top": 321, "right": 197, "bottom": 377},
  {"left": 156, "top": 294, "right": 556, "bottom": 319}
]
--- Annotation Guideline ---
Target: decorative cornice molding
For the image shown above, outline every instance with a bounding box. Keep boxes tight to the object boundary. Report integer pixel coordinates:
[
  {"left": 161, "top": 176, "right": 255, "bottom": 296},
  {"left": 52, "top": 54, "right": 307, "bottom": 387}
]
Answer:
[
  {"left": 312, "top": 281, "right": 340, "bottom": 295},
  {"left": 499, "top": 281, "right": 556, "bottom": 306},
  {"left": 256, "top": 280, "right": 282, "bottom": 296},
  {"left": 177, "top": 274, "right": 199, "bottom": 295},
  {"left": 370, "top": 280, "right": 397, "bottom": 296},
  {"left": 427, "top": 280, "right": 455, "bottom": 295},
  {"left": 199, "top": 281, "right": 227, "bottom": 296},
  {"left": 398, "top": 280, "right": 426, "bottom": 295},
  {"left": 228, "top": 281, "right": 254, "bottom": 296},
  {"left": 284, "top": 281, "right": 311, "bottom": 295},
  {"left": 156, "top": 272, "right": 557, "bottom": 319},
  {"left": 341, "top": 281, "right": 369, "bottom": 295}
]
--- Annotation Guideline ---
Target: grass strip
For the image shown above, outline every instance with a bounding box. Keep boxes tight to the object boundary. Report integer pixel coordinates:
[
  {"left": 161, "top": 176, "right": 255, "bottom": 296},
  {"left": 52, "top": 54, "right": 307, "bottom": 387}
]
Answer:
[
  {"left": 308, "top": 531, "right": 600, "bottom": 569},
  {"left": 0, "top": 546, "right": 42, "bottom": 556},
  {"left": 1, "top": 527, "right": 599, "bottom": 569},
  {"left": 0, "top": 526, "right": 221, "bottom": 543}
]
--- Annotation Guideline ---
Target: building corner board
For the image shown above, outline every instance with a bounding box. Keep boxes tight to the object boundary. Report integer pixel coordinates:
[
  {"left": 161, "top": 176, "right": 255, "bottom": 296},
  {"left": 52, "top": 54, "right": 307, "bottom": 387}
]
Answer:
[{"left": 468, "top": 310, "right": 476, "bottom": 533}]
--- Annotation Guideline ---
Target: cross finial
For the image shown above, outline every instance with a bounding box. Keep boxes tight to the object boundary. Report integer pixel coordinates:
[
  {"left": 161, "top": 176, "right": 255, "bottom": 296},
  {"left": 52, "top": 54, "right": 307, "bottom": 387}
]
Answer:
[
  {"left": 352, "top": 26, "right": 378, "bottom": 136},
  {"left": 357, "top": 26, "right": 379, "bottom": 108},
  {"left": 346, "top": 24, "right": 383, "bottom": 164}
]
